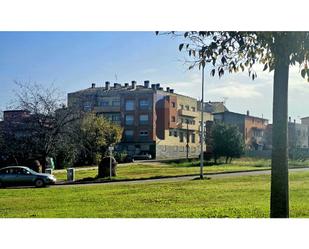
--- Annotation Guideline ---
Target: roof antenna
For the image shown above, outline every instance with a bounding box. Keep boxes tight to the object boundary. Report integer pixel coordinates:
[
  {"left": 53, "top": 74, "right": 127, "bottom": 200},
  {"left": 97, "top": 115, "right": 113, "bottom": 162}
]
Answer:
[{"left": 114, "top": 73, "right": 118, "bottom": 82}]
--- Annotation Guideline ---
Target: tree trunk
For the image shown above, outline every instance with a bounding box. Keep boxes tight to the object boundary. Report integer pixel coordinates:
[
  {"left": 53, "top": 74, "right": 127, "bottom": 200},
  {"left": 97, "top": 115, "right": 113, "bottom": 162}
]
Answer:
[{"left": 270, "top": 38, "right": 290, "bottom": 218}]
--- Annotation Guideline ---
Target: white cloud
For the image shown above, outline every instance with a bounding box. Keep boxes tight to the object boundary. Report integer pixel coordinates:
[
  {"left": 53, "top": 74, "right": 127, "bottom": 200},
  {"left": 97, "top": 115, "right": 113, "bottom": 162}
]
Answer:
[{"left": 207, "top": 81, "right": 262, "bottom": 99}]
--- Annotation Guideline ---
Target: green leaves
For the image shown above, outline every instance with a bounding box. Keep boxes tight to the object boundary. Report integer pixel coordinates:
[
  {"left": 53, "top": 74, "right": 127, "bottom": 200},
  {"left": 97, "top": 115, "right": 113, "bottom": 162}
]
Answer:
[
  {"left": 170, "top": 32, "right": 309, "bottom": 83},
  {"left": 210, "top": 69, "right": 215, "bottom": 77},
  {"left": 300, "top": 64, "right": 309, "bottom": 82},
  {"left": 179, "top": 43, "right": 184, "bottom": 51},
  {"left": 263, "top": 63, "right": 268, "bottom": 71},
  {"left": 301, "top": 68, "right": 306, "bottom": 78},
  {"left": 218, "top": 68, "right": 224, "bottom": 78}
]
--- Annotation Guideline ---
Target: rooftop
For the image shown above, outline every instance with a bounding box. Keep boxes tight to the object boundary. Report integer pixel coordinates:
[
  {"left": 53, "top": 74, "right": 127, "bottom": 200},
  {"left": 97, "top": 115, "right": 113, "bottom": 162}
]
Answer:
[
  {"left": 68, "top": 81, "right": 197, "bottom": 101},
  {"left": 214, "top": 111, "right": 268, "bottom": 121}
]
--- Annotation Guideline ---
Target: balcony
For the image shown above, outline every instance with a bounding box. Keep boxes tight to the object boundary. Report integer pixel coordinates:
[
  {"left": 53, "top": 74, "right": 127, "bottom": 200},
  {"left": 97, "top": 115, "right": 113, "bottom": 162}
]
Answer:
[
  {"left": 178, "top": 109, "right": 199, "bottom": 117},
  {"left": 93, "top": 106, "right": 120, "bottom": 113},
  {"left": 177, "top": 123, "right": 198, "bottom": 131}
]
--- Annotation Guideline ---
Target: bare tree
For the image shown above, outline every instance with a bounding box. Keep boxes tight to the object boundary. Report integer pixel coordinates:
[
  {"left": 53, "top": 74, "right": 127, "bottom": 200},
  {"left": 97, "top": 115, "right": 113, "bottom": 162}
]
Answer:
[{"left": 1, "top": 81, "right": 81, "bottom": 170}]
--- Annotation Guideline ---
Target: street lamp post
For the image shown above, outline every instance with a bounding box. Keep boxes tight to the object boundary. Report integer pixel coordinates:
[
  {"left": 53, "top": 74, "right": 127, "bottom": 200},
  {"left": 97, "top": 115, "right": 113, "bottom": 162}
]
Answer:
[
  {"left": 200, "top": 65, "right": 205, "bottom": 179},
  {"left": 186, "top": 119, "right": 189, "bottom": 160}
]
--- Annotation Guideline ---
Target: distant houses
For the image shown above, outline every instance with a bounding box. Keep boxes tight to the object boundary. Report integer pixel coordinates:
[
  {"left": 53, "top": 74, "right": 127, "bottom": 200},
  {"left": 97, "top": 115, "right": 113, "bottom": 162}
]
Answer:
[{"left": 1, "top": 80, "right": 309, "bottom": 163}]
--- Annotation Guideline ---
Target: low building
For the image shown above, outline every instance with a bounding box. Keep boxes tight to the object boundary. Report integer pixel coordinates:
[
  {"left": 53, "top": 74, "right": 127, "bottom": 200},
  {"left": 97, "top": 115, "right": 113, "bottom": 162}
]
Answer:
[
  {"left": 301, "top": 116, "right": 309, "bottom": 147},
  {"left": 263, "top": 118, "right": 309, "bottom": 150},
  {"left": 213, "top": 110, "right": 268, "bottom": 150},
  {"left": 290, "top": 118, "right": 309, "bottom": 148},
  {"left": 68, "top": 81, "right": 214, "bottom": 159}
]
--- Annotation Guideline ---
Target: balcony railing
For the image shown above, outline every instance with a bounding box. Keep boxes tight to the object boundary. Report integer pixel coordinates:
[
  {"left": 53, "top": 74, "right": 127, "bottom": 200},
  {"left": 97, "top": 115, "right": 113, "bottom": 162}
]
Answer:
[
  {"left": 178, "top": 109, "right": 199, "bottom": 117},
  {"left": 93, "top": 106, "right": 120, "bottom": 112},
  {"left": 177, "top": 123, "right": 198, "bottom": 130}
]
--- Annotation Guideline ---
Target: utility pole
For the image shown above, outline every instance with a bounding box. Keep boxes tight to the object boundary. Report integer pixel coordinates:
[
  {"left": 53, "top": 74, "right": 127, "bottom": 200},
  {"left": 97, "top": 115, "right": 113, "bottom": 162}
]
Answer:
[
  {"left": 186, "top": 119, "right": 189, "bottom": 160},
  {"left": 200, "top": 65, "right": 205, "bottom": 179}
]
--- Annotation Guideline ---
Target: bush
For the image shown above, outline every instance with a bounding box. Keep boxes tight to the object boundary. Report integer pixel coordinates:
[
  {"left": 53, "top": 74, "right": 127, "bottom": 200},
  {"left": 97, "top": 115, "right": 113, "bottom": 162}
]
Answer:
[{"left": 113, "top": 151, "right": 128, "bottom": 163}]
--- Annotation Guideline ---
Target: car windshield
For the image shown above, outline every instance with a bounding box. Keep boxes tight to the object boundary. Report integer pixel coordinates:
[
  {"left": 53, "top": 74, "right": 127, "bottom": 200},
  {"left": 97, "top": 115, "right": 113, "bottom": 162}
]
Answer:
[{"left": 26, "top": 168, "right": 37, "bottom": 174}]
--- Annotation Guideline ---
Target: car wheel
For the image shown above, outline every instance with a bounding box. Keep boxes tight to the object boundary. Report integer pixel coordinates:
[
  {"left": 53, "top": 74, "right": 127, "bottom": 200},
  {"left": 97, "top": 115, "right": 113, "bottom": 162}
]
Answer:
[{"left": 34, "top": 179, "right": 45, "bottom": 188}]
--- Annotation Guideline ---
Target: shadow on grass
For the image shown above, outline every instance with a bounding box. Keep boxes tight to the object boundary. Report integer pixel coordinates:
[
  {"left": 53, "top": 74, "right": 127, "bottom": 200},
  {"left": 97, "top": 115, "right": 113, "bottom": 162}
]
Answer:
[{"left": 192, "top": 176, "right": 212, "bottom": 181}]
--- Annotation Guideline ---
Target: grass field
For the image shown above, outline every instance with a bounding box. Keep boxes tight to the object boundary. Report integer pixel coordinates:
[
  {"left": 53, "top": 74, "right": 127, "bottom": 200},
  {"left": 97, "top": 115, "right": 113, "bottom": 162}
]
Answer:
[
  {"left": 1, "top": 170, "right": 309, "bottom": 218},
  {"left": 52, "top": 157, "right": 308, "bottom": 182},
  {"left": 53, "top": 162, "right": 269, "bottom": 182}
]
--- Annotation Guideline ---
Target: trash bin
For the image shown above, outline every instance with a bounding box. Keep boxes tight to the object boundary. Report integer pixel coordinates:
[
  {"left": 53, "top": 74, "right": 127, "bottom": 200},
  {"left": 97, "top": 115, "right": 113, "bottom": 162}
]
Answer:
[
  {"left": 67, "top": 168, "right": 75, "bottom": 182},
  {"left": 45, "top": 168, "right": 53, "bottom": 174}
]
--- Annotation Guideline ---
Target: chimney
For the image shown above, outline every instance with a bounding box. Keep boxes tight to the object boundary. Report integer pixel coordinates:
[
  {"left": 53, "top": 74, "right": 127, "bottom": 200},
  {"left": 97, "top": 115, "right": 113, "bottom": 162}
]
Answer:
[
  {"left": 105, "top": 81, "right": 110, "bottom": 90},
  {"left": 289, "top": 116, "right": 291, "bottom": 122},
  {"left": 131, "top": 80, "right": 137, "bottom": 89},
  {"left": 294, "top": 119, "right": 296, "bottom": 124},
  {"left": 151, "top": 84, "right": 156, "bottom": 90},
  {"left": 166, "top": 87, "right": 170, "bottom": 92},
  {"left": 144, "top": 80, "right": 150, "bottom": 88},
  {"left": 114, "top": 83, "right": 121, "bottom": 88},
  {"left": 170, "top": 89, "right": 174, "bottom": 93},
  {"left": 124, "top": 83, "right": 129, "bottom": 87},
  {"left": 246, "top": 110, "right": 250, "bottom": 116},
  {"left": 156, "top": 83, "right": 160, "bottom": 89},
  {"left": 91, "top": 83, "right": 96, "bottom": 88}
]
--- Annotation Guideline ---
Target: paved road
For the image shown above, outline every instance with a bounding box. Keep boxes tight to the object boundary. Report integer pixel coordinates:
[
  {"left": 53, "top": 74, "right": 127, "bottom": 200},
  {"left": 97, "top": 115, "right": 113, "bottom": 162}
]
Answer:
[{"left": 51, "top": 167, "right": 309, "bottom": 188}]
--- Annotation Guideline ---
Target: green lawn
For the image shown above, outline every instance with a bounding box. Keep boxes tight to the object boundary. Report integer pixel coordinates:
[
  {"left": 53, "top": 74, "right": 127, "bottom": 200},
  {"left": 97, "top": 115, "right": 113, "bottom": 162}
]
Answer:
[
  {"left": 1, "top": 171, "right": 309, "bottom": 218},
  {"left": 52, "top": 157, "right": 309, "bottom": 182},
  {"left": 53, "top": 163, "right": 269, "bottom": 181}
]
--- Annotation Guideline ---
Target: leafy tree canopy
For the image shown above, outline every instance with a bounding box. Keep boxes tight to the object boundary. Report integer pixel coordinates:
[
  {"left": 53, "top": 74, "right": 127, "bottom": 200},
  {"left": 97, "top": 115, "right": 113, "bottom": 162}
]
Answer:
[
  {"left": 211, "top": 122, "right": 245, "bottom": 163},
  {"left": 157, "top": 32, "right": 309, "bottom": 81},
  {"left": 79, "top": 113, "right": 123, "bottom": 160}
]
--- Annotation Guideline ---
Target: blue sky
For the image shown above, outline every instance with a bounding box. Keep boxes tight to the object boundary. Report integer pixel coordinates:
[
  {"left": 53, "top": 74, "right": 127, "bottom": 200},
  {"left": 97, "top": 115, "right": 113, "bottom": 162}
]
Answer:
[{"left": 0, "top": 31, "right": 308, "bottom": 122}]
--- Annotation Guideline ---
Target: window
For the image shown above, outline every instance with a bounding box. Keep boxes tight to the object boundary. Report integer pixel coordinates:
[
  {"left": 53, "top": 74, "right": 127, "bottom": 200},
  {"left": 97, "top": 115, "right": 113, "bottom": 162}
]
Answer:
[
  {"left": 172, "top": 102, "right": 176, "bottom": 108},
  {"left": 125, "top": 115, "right": 134, "bottom": 125},
  {"left": 191, "top": 134, "right": 195, "bottom": 143},
  {"left": 169, "top": 130, "right": 172, "bottom": 136},
  {"left": 191, "top": 107, "right": 196, "bottom": 112},
  {"left": 179, "top": 132, "right": 184, "bottom": 142},
  {"left": 180, "top": 104, "right": 184, "bottom": 110},
  {"left": 174, "top": 131, "right": 177, "bottom": 137},
  {"left": 112, "top": 100, "right": 120, "bottom": 106},
  {"left": 124, "top": 130, "right": 134, "bottom": 138},
  {"left": 125, "top": 100, "right": 134, "bottom": 111},
  {"left": 139, "top": 114, "right": 149, "bottom": 125},
  {"left": 112, "top": 114, "right": 120, "bottom": 122},
  {"left": 83, "top": 102, "right": 92, "bottom": 111},
  {"left": 171, "top": 116, "right": 176, "bottom": 122},
  {"left": 140, "top": 130, "right": 149, "bottom": 137},
  {"left": 139, "top": 99, "right": 149, "bottom": 109},
  {"left": 99, "top": 101, "right": 109, "bottom": 107},
  {"left": 185, "top": 105, "right": 189, "bottom": 110}
]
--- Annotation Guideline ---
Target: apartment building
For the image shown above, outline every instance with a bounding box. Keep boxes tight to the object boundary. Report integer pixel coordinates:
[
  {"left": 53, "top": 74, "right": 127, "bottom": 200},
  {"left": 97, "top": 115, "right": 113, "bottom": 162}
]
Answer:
[
  {"left": 265, "top": 118, "right": 309, "bottom": 150},
  {"left": 213, "top": 110, "right": 268, "bottom": 150},
  {"left": 68, "top": 81, "right": 213, "bottom": 159},
  {"left": 301, "top": 116, "right": 309, "bottom": 147}
]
